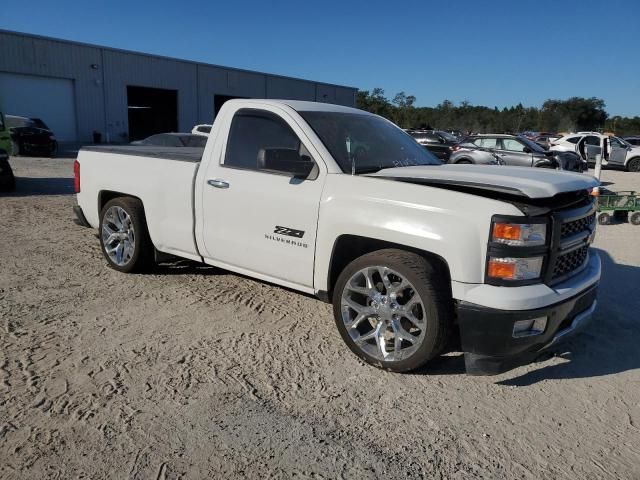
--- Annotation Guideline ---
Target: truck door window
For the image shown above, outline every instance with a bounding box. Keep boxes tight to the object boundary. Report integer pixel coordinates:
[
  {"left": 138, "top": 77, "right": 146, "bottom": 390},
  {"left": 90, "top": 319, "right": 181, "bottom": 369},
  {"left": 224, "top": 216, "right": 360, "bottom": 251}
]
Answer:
[{"left": 224, "top": 109, "right": 303, "bottom": 171}]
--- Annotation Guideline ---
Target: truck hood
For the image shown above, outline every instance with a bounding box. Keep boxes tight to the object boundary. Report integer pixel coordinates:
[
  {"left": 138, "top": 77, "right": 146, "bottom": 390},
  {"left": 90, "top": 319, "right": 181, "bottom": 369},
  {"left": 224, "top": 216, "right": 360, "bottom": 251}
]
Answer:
[{"left": 367, "top": 165, "right": 598, "bottom": 199}]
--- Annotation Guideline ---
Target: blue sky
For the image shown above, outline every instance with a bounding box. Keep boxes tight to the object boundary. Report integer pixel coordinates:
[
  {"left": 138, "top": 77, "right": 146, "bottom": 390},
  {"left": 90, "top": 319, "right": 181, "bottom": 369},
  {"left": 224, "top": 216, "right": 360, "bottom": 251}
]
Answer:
[{"left": 2, "top": 0, "right": 639, "bottom": 116}]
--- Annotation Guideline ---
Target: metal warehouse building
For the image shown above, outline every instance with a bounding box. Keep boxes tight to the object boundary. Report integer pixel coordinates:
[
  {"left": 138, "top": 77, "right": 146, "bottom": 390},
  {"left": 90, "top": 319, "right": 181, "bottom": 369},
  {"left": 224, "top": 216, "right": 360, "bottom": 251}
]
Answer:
[{"left": 0, "top": 30, "right": 357, "bottom": 143}]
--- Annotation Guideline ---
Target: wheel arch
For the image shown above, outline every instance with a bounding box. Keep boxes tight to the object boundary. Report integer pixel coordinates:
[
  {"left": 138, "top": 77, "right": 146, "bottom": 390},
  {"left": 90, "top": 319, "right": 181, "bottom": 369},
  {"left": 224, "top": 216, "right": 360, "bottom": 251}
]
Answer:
[
  {"left": 625, "top": 156, "right": 640, "bottom": 171},
  {"left": 453, "top": 156, "right": 473, "bottom": 164},
  {"left": 320, "top": 234, "right": 452, "bottom": 303},
  {"left": 98, "top": 190, "right": 145, "bottom": 216}
]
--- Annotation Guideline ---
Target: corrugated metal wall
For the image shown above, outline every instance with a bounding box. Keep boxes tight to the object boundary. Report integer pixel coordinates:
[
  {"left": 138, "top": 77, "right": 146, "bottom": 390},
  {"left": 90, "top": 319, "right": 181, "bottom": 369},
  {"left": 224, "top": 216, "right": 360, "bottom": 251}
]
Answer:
[{"left": 0, "top": 30, "right": 357, "bottom": 142}]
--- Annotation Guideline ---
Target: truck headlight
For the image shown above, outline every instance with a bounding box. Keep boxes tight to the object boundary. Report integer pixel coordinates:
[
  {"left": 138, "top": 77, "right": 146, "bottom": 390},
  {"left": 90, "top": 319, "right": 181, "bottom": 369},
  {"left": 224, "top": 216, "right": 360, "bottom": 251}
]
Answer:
[
  {"left": 491, "top": 222, "right": 546, "bottom": 246},
  {"left": 487, "top": 256, "right": 544, "bottom": 281}
]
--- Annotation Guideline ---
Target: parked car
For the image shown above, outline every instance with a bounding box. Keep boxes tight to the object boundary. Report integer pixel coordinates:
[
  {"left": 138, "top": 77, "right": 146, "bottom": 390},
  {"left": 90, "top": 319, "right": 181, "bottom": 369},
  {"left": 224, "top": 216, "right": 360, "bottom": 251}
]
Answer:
[
  {"left": 450, "top": 134, "right": 586, "bottom": 171},
  {"left": 442, "top": 129, "right": 465, "bottom": 140},
  {"left": 623, "top": 136, "right": 640, "bottom": 146},
  {"left": 74, "top": 99, "right": 600, "bottom": 376},
  {"left": 532, "top": 134, "right": 561, "bottom": 150},
  {"left": 0, "top": 112, "right": 11, "bottom": 154},
  {"left": 130, "top": 133, "right": 207, "bottom": 148},
  {"left": 406, "top": 129, "right": 459, "bottom": 161},
  {"left": 5, "top": 115, "right": 57, "bottom": 157},
  {"left": 192, "top": 124, "right": 212, "bottom": 136},
  {"left": 550, "top": 133, "right": 640, "bottom": 172},
  {"left": 0, "top": 149, "right": 15, "bottom": 192}
]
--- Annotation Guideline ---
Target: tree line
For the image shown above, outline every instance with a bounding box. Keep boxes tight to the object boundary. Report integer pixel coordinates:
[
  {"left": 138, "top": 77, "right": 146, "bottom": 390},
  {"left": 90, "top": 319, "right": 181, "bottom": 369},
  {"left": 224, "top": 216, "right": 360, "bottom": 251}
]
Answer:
[{"left": 356, "top": 89, "right": 640, "bottom": 136}]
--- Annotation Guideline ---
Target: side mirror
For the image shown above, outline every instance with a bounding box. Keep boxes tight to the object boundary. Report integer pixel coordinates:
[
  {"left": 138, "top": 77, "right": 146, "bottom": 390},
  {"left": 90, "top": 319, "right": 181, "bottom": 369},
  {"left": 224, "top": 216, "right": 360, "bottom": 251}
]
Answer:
[
  {"left": 523, "top": 147, "right": 532, "bottom": 153},
  {"left": 257, "top": 148, "right": 314, "bottom": 178}
]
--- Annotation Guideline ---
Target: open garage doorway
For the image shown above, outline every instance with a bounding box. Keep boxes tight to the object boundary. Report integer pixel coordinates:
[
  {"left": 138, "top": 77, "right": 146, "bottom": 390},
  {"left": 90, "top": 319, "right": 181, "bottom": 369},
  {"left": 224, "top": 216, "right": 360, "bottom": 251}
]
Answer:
[
  {"left": 214, "top": 94, "right": 247, "bottom": 118},
  {"left": 127, "top": 86, "right": 177, "bottom": 141}
]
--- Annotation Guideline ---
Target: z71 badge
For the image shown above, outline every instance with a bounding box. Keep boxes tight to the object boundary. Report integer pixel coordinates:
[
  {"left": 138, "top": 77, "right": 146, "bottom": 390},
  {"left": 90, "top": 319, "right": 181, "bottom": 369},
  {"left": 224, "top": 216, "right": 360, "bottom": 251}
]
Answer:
[
  {"left": 273, "top": 226, "right": 305, "bottom": 238},
  {"left": 264, "top": 226, "right": 308, "bottom": 248}
]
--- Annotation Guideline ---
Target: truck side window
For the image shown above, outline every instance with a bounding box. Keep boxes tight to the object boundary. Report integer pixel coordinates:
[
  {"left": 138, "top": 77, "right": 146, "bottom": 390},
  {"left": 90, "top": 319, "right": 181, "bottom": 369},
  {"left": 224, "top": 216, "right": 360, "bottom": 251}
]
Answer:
[{"left": 224, "top": 109, "right": 302, "bottom": 170}]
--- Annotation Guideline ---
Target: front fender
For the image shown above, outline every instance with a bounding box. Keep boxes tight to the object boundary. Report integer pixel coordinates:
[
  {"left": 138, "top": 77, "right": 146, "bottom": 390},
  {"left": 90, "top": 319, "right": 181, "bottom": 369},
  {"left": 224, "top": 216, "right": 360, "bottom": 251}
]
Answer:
[{"left": 313, "top": 175, "right": 523, "bottom": 292}]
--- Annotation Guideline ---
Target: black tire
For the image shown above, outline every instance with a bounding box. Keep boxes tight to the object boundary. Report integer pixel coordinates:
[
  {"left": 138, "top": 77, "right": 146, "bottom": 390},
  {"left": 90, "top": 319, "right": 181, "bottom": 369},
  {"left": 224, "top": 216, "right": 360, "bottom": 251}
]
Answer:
[
  {"left": 11, "top": 141, "right": 20, "bottom": 156},
  {"left": 455, "top": 159, "right": 472, "bottom": 164},
  {"left": 630, "top": 212, "right": 640, "bottom": 226},
  {"left": 99, "top": 197, "right": 154, "bottom": 273},
  {"left": 627, "top": 157, "right": 640, "bottom": 172},
  {"left": 597, "top": 212, "right": 611, "bottom": 225},
  {"left": 49, "top": 142, "right": 58, "bottom": 158},
  {"left": 332, "top": 249, "right": 453, "bottom": 372}
]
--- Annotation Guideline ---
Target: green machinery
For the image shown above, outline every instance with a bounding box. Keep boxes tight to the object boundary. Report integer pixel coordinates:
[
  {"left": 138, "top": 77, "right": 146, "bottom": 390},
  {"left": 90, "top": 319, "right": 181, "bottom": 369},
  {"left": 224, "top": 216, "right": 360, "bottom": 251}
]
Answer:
[{"left": 597, "top": 190, "right": 640, "bottom": 225}]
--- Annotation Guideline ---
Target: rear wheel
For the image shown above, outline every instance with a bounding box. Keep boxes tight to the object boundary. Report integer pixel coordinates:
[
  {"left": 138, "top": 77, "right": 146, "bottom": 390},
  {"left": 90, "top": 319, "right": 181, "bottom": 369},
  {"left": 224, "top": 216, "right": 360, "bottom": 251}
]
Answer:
[
  {"left": 455, "top": 159, "right": 472, "bottom": 164},
  {"left": 598, "top": 212, "right": 611, "bottom": 225},
  {"left": 630, "top": 212, "right": 640, "bottom": 225},
  {"left": 99, "top": 197, "right": 153, "bottom": 273},
  {"left": 333, "top": 249, "right": 452, "bottom": 372},
  {"left": 627, "top": 157, "right": 640, "bottom": 172},
  {"left": 49, "top": 142, "right": 58, "bottom": 158}
]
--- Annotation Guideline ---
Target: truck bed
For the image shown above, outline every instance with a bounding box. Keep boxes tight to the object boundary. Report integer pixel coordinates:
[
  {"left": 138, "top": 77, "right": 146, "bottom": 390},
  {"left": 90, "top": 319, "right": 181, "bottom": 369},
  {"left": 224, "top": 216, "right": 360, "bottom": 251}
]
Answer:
[
  {"left": 82, "top": 145, "right": 203, "bottom": 163},
  {"left": 77, "top": 146, "right": 202, "bottom": 261}
]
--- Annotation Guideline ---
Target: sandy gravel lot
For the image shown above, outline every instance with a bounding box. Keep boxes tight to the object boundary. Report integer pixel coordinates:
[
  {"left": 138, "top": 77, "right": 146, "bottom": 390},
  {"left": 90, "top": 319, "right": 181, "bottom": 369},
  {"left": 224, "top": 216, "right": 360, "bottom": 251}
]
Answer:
[{"left": 1, "top": 156, "right": 639, "bottom": 479}]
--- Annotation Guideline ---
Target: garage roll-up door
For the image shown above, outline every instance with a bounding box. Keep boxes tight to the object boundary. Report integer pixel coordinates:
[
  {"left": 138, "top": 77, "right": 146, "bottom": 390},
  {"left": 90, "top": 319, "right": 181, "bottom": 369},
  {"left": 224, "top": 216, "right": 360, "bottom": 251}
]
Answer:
[{"left": 0, "top": 72, "right": 77, "bottom": 141}]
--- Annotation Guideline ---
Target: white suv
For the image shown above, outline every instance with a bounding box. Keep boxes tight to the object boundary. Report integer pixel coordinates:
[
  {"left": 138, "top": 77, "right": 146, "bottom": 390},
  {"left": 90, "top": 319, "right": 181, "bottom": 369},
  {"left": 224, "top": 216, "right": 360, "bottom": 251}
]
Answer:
[{"left": 550, "top": 133, "right": 640, "bottom": 172}]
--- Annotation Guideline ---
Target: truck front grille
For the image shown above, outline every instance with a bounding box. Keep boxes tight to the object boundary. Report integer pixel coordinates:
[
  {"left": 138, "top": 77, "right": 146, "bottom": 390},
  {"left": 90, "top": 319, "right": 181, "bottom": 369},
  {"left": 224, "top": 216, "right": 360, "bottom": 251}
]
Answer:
[
  {"left": 546, "top": 201, "right": 596, "bottom": 285},
  {"left": 560, "top": 213, "right": 595, "bottom": 239},
  {"left": 552, "top": 245, "right": 589, "bottom": 280}
]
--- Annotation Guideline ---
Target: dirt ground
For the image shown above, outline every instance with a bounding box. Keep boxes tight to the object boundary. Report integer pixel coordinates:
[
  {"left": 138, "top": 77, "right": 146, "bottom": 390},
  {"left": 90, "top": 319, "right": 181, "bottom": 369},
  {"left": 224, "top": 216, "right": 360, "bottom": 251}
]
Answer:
[{"left": 1, "top": 156, "right": 639, "bottom": 479}]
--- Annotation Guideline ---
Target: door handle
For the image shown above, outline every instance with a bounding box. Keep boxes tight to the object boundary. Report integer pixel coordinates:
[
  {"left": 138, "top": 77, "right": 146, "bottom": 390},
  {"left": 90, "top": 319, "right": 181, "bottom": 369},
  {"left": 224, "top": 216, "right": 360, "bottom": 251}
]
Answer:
[{"left": 207, "top": 179, "right": 230, "bottom": 189}]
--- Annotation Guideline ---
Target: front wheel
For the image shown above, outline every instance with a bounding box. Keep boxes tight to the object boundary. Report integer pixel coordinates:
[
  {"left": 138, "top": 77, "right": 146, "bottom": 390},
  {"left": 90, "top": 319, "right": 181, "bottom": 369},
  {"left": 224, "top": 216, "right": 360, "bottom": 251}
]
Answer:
[
  {"left": 99, "top": 197, "right": 153, "bottom": 273},
  {"left": 598, "top": 212, "right": 611, "bottom": 225},
  {"left": 630, "top": 212, "right": 640, "bottom": 225},
  {"left": 332, "top": 249, "right": 453, "bottom": 372}
]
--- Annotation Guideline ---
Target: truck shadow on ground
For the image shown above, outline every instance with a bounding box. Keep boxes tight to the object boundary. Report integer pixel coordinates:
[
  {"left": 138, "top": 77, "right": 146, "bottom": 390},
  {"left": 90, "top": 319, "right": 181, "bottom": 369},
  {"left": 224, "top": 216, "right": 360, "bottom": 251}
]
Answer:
[
  {"left": 3, "top": 177, "right": 74, "bottom": 196},
  {"left": 154, "top": 259, "right": 222, "bottom": 276}
]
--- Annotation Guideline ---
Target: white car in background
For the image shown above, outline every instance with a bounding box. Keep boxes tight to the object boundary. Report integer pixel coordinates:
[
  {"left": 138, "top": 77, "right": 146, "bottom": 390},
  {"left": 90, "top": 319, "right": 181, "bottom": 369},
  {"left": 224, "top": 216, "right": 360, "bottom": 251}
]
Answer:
[
  {"left": 550, "top": 133, "right": 640, "bottom": 172},
  {"left": 191, "top": 124, "right": 212, "bottom": 136}
]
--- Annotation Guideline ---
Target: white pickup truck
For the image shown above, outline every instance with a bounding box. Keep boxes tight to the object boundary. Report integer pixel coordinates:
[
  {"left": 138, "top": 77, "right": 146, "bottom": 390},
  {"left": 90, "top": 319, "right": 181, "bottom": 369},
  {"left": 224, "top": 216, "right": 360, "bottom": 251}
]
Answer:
[{"left": 74, "top": 100, "right": 601, "bottom": 375}]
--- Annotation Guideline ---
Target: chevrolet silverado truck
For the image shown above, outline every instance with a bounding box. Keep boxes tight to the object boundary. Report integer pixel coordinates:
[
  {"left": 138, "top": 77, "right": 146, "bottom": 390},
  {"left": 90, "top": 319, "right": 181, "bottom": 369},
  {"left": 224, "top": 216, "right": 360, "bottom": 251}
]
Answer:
[{"left": 73, "top": 100, "right": 601, "bottom": 375}]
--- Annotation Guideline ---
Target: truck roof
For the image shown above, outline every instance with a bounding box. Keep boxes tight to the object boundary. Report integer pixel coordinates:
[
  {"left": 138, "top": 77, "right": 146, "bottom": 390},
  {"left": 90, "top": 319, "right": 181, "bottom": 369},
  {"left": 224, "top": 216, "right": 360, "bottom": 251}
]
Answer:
[{"left": 225, "top": 99, "right": 370, "bottom": 115}]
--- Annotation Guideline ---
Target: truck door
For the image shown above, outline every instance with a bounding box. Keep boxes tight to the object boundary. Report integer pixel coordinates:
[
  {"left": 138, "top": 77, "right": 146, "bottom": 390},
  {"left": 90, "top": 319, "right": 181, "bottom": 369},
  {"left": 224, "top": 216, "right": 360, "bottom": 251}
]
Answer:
[{"left": 199, "top": 107, "right": 325, "bottom": 289}]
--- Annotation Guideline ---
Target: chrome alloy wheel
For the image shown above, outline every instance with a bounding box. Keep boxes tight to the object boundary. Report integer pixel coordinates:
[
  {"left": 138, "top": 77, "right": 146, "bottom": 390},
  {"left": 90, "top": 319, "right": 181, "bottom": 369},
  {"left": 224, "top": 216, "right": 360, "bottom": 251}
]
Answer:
[
  {"left": 102, "top": 206, "right": 135, "bottom": 266},
  {"left": 340, "top": 266, "right": 427, "bottom": 362}
]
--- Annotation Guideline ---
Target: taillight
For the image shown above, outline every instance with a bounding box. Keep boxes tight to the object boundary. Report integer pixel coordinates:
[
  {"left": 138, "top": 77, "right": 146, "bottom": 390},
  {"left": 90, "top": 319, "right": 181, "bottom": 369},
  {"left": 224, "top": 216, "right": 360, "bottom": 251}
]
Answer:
[{"left": 74, "top": 160, "right": 80, "bottom": 193}]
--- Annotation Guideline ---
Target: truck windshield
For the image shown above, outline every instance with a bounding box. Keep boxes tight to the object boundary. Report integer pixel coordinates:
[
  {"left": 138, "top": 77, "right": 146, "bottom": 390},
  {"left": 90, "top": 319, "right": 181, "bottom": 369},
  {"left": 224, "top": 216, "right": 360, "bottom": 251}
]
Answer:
[{"left": 299, "top": 111, "right": 441, "bottom": 174}]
